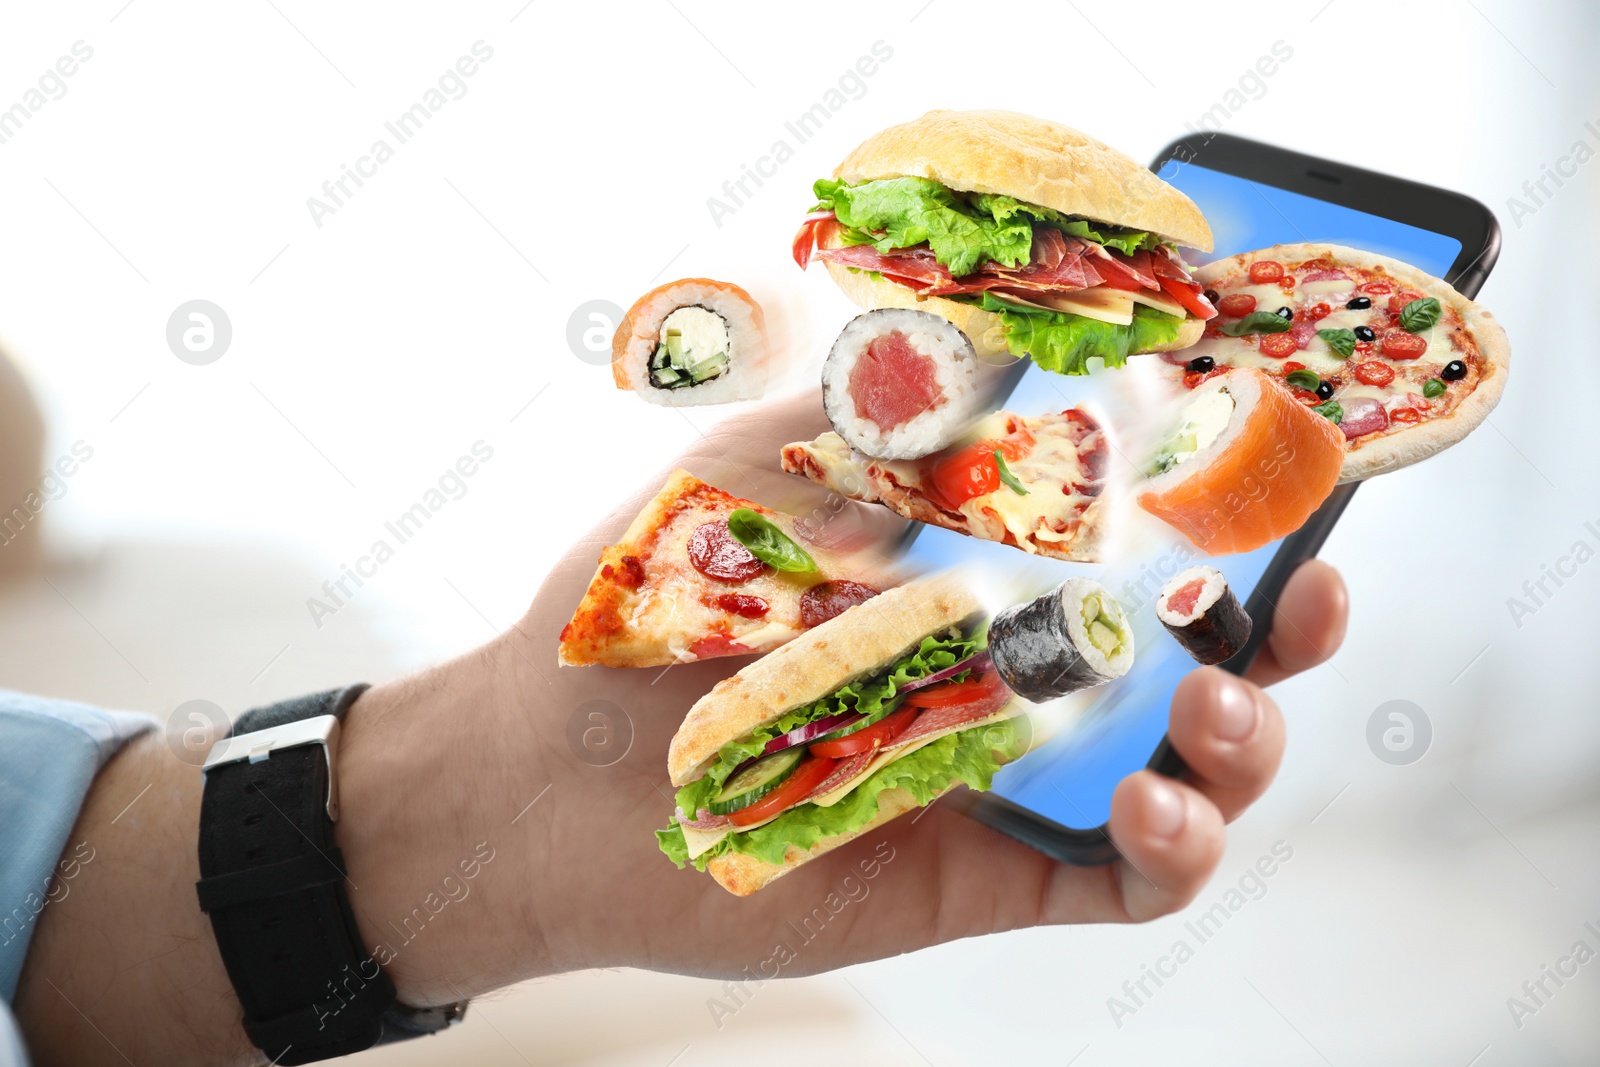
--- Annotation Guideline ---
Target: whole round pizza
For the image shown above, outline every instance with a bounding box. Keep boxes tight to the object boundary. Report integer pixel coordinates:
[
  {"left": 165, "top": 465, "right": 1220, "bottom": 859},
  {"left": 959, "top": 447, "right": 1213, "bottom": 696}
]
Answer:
[{"left": 1156, "top": 242, "right": 1510, "bottom": 482}]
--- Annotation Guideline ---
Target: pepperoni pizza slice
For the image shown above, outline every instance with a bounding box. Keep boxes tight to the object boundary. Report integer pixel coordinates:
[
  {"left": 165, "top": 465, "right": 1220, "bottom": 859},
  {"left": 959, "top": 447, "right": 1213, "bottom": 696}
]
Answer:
[
  {"left": 1157, "top": 243, "right": 1510, "bottom": 483},
  {"left": 558, "top": 469, "right": 887, "bottom": 668}
]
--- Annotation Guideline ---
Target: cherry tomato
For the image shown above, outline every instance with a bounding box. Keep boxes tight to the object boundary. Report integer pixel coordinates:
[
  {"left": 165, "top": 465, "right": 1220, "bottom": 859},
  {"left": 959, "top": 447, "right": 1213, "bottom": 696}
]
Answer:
[
  {"left": 1216, "top": 293, "right": 1256, "bottom": 317},
  {"left": 727, "top": 755, "right": 840, "bottom": 826},
  {"left": 808, "top": 706, "right": 918, "bottom": 759},
  {"left": 1309, "top": 303, "right": 1332, "bottom": 320},
  {"left": 1248, "top": 260, "right": 1285, "bottom": 283},
  {"left": 1381, "top": 329, "right": 1428, "bottom": 359},
  {"left": 1354, "top": 341, "right": 1375, "bottom": 355},
  {"left": 905, "top": 671, "right": 1005, "bottom": 709},
  {"left": 1158, "top": 277, "right": 1217, "bottom": 319},
  {"left": 1389, "top": 291, "right": 1424, "bottom": 313},
  {"left": 1360, "top": 282, "right": 1393, "bottom": 294},
  {"left": 1258, "top": 333, "right": 1300, "bottom": 358},
  {"left": 1353, "top": 361, "right": 1395, "bottom": 387}
]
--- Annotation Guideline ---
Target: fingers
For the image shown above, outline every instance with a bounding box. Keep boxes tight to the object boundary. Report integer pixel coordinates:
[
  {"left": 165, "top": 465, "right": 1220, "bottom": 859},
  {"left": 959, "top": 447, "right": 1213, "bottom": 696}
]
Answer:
[
  {"left": 1166, "top": 667, "right": 1286, "bottom": 823},
  {"left": 1106, "top": 772, "right": 1226, "bottom": 921},
  {"left": 1245, "top": 558, "right": 1349, "bottom": 688}
]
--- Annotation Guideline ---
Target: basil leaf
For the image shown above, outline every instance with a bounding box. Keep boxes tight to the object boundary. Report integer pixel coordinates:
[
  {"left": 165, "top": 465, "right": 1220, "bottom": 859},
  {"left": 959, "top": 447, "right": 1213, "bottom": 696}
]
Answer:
[
  {"left": 1286, "top": 369, "right": 1321, "bottom": 391},
  {"left": 993, "top": 450, "right": 1029, "bottom": 496},
  {"left": 725, "top": 509, "right": 817, "bottom": 573},
  {"left": 1317, "top": 328, "right": 1357, "bottom": 358},
  {"left": 1311, "top": 400, "right": 1343, "bottom": 425},
  {"left": 1219, "top": 311, "right": 1292, "bottom": 337},
  {"left": 1423, "top": 379, "right": 1446, "bottom": 399},
  {"left": 1400, "top": 297, "right": 1441, "bottom": 333}
]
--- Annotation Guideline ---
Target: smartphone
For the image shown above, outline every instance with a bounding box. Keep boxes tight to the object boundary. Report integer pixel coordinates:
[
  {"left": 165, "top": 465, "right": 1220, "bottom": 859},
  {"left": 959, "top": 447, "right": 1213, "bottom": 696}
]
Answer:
[{"left": 898, "top": 133, "right": 1500, "bottom": 864}]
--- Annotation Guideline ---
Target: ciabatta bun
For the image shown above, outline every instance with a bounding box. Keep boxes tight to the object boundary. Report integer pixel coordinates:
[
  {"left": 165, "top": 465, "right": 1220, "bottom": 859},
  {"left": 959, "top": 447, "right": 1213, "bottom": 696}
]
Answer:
[{"left": 835, "top": 110, "right": 1213, "bottom": 251}]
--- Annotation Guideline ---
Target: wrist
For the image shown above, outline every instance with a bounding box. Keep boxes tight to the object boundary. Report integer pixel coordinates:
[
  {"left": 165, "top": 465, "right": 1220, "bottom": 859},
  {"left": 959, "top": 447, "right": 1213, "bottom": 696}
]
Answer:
[{"left": 334, "top": 626, "right": 570, "bottom": 1005}]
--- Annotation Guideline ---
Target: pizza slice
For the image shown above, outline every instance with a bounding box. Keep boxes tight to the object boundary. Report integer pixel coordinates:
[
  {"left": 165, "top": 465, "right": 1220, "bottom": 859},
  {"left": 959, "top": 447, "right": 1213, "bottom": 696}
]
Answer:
[
  {"left": 558, "top": 469, "right": 888, "bottom": 668},
  {"left": 780, "top": 407, "right": 1109, "bottom": 562},
  {"left": 1158, "top": 242, "right": 1509, "bottom": 483}
]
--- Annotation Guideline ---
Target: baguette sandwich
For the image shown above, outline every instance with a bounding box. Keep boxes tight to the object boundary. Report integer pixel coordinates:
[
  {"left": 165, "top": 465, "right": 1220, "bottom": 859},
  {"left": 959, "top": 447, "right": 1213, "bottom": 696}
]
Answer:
[{"left": 656, "top": 571, "right": 1030, "bottom": 896}]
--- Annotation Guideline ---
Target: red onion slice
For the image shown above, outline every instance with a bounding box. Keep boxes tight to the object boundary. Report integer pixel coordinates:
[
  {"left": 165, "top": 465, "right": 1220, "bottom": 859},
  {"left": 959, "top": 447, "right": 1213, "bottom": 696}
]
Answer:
[{"left": 899, "top": 651, "right": 992, "bottom": 693}]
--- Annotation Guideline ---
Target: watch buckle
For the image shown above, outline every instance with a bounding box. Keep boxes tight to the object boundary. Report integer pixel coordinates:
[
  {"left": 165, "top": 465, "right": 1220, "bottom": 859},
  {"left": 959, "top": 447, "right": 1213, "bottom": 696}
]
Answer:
[{"left": 203, "top": 714, "right": 342, "bottom": 820}]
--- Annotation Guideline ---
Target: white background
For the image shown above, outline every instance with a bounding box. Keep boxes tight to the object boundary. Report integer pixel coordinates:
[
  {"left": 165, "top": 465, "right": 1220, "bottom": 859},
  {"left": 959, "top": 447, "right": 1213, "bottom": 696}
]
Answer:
[{"left": 1, "top": 1, "right": 1597, "bottom": 1064}]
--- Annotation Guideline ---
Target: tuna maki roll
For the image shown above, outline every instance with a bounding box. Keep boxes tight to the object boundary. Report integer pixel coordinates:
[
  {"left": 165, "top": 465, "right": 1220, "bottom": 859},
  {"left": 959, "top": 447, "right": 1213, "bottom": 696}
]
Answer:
[
  {"left": 988, "top": 577, "right": 1134, "bottom": 702},
  {"left": 1156, "top": 565, "right": 1251, "bottom": 665},
  {"left": 822, "top": 309, "right": 981, "bottom": 460}
]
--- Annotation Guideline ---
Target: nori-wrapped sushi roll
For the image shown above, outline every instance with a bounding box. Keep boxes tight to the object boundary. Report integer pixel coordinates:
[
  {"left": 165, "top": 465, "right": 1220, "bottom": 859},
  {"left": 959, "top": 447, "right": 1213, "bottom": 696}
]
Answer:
[
  {"left": 1156, "top": 565, "right": 1251, "bottom": 665},
  {"left": 988, "top": 577, "right": 1134, "bottom": 702}
]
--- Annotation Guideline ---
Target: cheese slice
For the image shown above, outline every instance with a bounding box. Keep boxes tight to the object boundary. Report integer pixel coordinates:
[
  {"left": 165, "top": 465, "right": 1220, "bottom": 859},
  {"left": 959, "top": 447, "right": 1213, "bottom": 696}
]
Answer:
[
  {"left": 1129, "top": 287, "right": 1187, "bottom": 318},
  {"left": 1034, "top": 286, "right": 1135, "bottom": 325},
  {"left": 675, "top": 707, "right": 1022, "bottom": 858}
]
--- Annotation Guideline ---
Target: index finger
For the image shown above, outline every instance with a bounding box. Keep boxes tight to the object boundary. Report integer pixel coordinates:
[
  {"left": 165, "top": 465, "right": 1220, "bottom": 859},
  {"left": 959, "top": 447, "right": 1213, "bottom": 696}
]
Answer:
[{"left": 1244, "top": 558, "right": 1348, "bottom": 688}]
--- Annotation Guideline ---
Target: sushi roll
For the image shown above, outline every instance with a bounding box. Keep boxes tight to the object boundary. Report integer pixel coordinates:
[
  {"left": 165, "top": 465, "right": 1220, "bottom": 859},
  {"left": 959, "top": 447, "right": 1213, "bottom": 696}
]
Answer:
[
  {"left": 1157, "top": 565, "right": 1252, "bottom": 665},
  {"left": 612, "top": 278, "right": 770, "bottom": 406},
  {"left": 1138, "top": 368, "right": 1345, "bottom": 556},
  {"left": 988, "top": 577, "right": 1134, "bottom": 702},
  {"left": 822, "top": 309, "right": 981, "bottom": 460}
]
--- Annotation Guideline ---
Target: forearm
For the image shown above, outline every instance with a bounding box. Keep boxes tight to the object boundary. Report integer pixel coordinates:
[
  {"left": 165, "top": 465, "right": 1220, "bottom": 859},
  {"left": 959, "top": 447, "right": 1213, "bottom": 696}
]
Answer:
[{"left": 13, "top": 732, "right": 256, "bottom": 1067}]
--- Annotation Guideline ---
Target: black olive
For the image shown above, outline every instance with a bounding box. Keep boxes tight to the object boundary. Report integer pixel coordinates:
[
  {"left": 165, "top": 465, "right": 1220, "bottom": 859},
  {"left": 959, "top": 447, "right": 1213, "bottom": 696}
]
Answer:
[
  {"left": 1315, "top": 381, "right": 1335, "bottom": 401},
  {"left": 1346, "top": 296, "right": 1372, "bottom": 310},
  {"left": 1354, "top": 325, "right": 1376, "bottom": 342},
  {"left": 1203, "top": 288, "right": 1220, "bottom": 304},
  {"left": 1275, "top": 306, "right": 1293, "bottom": 319},
  {"left": 1186, "top": 355, "right": 1215, "bottom": 373},
  {"left": 1441, "top": 359, "right": 1467, "bottom": 381}
]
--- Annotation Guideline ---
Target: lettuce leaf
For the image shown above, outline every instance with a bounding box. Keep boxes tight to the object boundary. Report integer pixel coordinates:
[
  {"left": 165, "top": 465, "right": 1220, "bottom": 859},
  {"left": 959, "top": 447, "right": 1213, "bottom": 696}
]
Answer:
[
  {"left": 670, "top": 626, "right": 986, "bottom": 822},
  {"left": 657, "top": 716, "right": 1028, "bottom": 871},
  {"left": 811, "top": 178, "right": 1164, "bottom": 275},
  {"left": 971, "top": 292, "right": 1187, "bottom": 376}
]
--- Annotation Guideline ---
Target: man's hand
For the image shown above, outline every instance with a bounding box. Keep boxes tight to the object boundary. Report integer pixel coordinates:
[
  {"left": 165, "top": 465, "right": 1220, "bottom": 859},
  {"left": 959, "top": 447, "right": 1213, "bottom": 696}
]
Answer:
[{"left": 15, "top": 389, "right": 1348, "bottom": 1067}]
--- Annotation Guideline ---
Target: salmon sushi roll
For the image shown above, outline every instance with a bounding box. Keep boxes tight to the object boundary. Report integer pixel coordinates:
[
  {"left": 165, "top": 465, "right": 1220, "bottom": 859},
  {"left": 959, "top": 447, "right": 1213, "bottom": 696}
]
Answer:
[
  {"left": 822, "top": 309, "right": 982, "bottom": 460},
  {"left": 612, "top": 278, "right": 770, "bottom": 406},
  {"left": 1138, "top": 367, "right": 1344, "bottom": 555}
]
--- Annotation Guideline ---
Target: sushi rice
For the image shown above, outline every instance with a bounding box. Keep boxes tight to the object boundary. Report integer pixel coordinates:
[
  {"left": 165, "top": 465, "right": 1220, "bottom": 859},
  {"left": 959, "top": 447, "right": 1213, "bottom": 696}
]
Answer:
[{"left": 822, "top": 309, "right": 980, "bottom": 460}]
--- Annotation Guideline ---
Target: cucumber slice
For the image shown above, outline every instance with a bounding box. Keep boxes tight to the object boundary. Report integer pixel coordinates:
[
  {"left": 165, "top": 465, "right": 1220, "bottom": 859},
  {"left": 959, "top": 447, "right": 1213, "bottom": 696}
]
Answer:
[
  {"left": 1088, "top": 620, "right": 1120, "bottom": 656},
  {"left": 708, "top": 748, "right": 804, "bottom": 815},
  {"left": 687, "top": 351, "right": 728, "bottom": 383},
  {"left": 664, "top": 329, "right": 685, "bottom": 362}
]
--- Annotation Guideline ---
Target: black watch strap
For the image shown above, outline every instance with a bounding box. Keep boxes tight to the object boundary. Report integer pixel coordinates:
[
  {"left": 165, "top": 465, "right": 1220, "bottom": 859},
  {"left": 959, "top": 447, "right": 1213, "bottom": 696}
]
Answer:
[{"left": 196, "top": 685, "right": 466, "bottom": 1065}]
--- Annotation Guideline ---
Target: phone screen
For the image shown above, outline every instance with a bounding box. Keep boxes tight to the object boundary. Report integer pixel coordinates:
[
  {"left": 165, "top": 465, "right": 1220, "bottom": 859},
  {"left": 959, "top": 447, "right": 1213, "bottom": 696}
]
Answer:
[{"left": 899, "top": 160, "right": 1467, "bottom": 830}]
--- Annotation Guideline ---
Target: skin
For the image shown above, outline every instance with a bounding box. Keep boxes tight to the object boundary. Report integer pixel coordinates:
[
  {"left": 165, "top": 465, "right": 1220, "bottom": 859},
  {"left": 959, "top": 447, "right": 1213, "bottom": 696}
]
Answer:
[{"left": 14, "top": 390, "right": 1348, "bottom": 1066}]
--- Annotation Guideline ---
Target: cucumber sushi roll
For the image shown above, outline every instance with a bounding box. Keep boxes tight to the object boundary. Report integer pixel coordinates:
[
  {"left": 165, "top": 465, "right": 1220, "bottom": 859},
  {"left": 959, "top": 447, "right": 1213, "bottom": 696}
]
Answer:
[
  {"left": 822, "top": 309, "right": 981, "bottom": 460},
  {"left": 988, "top": 577, "right": 1134, "bottom": 702},
  {"left": 1156, "top": 565, "right": 1251, "bottom": 665},
  {"left": 612, "top": 278, "right": 770, "bottom": 406}
]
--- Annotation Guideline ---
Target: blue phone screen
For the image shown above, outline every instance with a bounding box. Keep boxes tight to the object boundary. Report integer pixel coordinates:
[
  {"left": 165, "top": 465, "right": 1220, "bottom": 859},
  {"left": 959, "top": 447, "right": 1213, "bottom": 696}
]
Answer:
[{"left": 900, "top": 162, "right": 1463, "bottom": 830}]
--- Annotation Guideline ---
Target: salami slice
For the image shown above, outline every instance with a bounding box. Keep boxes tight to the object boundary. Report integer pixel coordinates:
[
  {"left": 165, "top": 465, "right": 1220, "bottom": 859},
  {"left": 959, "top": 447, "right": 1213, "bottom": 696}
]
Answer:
[
  {"left": 688, "top": 521, "right": 769, "bottom": 582},
  {"left": 888, "top": 684, "right": 1014, "bottom": 751},
  {"left": 800, "top": 580, "right": 881, "bottom": 627}
]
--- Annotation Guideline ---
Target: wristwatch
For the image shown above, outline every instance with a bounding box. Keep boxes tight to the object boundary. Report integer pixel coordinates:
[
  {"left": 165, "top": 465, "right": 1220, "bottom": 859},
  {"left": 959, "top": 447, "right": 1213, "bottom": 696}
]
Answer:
[{"left": 196, "top": 685, "right": 467, "bottom": 1065}]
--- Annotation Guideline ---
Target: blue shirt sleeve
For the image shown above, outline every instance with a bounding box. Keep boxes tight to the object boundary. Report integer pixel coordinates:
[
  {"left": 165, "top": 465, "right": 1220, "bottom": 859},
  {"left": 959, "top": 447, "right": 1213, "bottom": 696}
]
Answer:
[{"left": 0, "top": 688, "right": 157, "bottom": 1067}]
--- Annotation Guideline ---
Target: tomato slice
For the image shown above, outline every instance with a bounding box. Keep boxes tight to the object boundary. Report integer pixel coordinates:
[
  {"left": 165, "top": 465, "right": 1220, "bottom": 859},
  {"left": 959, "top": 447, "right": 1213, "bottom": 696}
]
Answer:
[
  {"left": 1381, "top": 329, "right": 1428, "bottom": 359},
  {"left": 726, "top": 754, "right": 839, "bottom": 826},
  {"left": 1216, "top": 293, "right": 1256, "bottom": 317},
  {"left": 905, "top": 671, "right": 1004, "bottom": 708},
  {"left": 1353, "top": 361, "right": 1394, "bottom": 387},
  {"left": 1158, "top": 277, "right": 1217, "bottom": 320},
  {"left": 808, "top": 706, "right": 918, "bottom": 759},
  {"left": 1248, "top": 260, "right": 1285, "bottom": 283},
  {"left": 1258, "top": 333, "right": 1300, "bottom": 358}
]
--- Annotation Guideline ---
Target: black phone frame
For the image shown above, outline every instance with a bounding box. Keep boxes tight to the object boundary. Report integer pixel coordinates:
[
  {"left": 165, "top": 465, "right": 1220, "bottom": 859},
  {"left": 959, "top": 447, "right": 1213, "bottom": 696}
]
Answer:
[{"left": 952, "top": 132, "right": 1501, "bottom": 865}]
